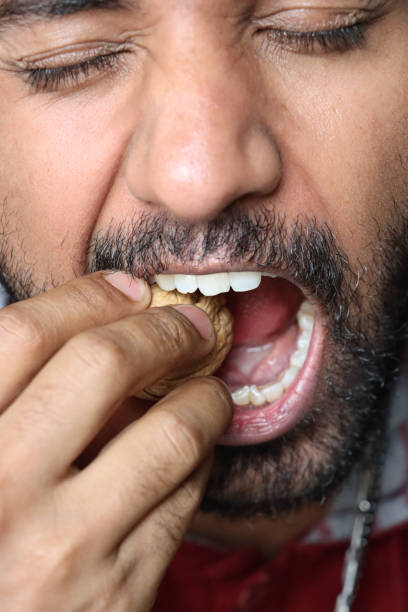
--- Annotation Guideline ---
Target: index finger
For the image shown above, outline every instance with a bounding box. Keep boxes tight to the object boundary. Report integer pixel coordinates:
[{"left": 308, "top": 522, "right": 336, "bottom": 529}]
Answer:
[{"left": 0, "top": 272, "right": 151, "bottom": 408}]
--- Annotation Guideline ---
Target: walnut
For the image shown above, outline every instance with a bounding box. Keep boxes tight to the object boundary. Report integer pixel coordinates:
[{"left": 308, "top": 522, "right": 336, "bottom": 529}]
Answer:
[{"left": 136, "top": 284, "right": 233, "bottom": 399}]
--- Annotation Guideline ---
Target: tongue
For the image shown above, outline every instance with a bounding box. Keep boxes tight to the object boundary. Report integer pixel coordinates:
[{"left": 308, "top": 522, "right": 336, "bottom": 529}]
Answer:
[
  {"left": 226, "top": 277, "right": 303, "bottom": 346},
  {"left": 218, "top": 277, "right": 303, "bottom": 389}
]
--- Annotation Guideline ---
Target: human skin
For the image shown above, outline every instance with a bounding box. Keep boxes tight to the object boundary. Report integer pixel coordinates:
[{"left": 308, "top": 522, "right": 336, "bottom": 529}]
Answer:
[
  {"left": 0, "top": 272, "right": 234, "bottom": 610},
  {"left": 0, "top": 0, "right": 407, "bottom": 286},
  {"left": 0, "top": 0, "right": 408, "bottom": 608}
]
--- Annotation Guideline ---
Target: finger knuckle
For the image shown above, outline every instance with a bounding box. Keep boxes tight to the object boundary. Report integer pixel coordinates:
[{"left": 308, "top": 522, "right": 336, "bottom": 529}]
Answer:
[
  {"left": 65, "top": 276, "right": 126, "bottom": 322},
  {"left": 66, "top": 330, "right": 128, "bottom": 375},
  {"left": 179, "top": 477, "right": 203, "bottom": 509},
  {"left": 3, "top": 387, "right": 70, "bottom": 464},
  {"left": 0, "top": 306, "right": 48, "bottom": 353},
  {"left": 158, "top": 409, "right": 206, "bottom": 466},
  {"left": 156, "top": 508, "right": 186, "bottom": 551},
  {"left": 149, "top": 482, "right": 200, "bottom": 558},
  {"left": 144, "top": 308, "right": 192, "bottom": 360}
]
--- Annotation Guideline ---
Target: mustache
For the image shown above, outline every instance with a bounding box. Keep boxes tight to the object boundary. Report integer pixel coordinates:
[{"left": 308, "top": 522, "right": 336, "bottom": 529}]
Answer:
[{"left": 88, "top": 208, "right": 353, "bottom": 313}]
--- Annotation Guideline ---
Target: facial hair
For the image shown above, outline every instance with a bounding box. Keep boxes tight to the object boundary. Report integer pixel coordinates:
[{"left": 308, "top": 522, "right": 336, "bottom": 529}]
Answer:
[{"left": 1, "top": 205, "right": 408, "bottom": 519}]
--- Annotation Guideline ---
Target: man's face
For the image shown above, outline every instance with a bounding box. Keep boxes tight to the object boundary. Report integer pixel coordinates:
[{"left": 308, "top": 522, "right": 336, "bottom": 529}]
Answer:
[{"left": 1, "top": 0, "right": 408, "bottom": 518}]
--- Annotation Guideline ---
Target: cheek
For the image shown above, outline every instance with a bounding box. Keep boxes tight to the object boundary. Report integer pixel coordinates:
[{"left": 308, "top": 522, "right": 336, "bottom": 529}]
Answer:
[
  {"left": 272, "top": 43, "right": 408, "bottom": 265},
  {"left": 0, "top": 85, "right": 136, "bottom": 284}
]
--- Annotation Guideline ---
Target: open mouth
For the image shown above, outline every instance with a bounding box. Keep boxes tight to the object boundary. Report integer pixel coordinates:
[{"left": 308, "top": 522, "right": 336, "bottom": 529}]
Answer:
[{"left": 153, "top": 271, "right": 326, "bottom": 446}]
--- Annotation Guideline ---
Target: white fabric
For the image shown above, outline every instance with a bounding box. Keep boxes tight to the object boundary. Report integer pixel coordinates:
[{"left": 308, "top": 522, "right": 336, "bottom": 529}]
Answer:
[{"left": 0, "top": 284, "right": 8, "bottom": 308}]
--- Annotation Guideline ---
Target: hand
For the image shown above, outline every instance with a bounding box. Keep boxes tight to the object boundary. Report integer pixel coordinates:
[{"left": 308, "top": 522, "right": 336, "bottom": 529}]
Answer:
[{"left": 0, "top": 272, "right": 232, "bottom": 612}]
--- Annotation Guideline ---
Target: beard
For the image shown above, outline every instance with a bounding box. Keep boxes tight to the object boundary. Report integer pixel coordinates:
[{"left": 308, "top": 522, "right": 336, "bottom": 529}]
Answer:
[{"left": 1, "top": 204, "right": 408, "bottom": 520}]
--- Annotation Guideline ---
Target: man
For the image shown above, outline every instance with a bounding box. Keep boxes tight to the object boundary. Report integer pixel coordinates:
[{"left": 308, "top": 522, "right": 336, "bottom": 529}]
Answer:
[{"left": 0, "top": 0, "right": 407, "bottom": 609}]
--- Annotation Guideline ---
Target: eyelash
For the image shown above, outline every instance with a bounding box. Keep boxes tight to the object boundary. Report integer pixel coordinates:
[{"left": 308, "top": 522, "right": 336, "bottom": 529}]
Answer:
[
  {"left": 264, "top": 23, "right": 367, "bottom": 54},
  {"left": 23, "top": 22, "right": 368, "bottom": 93},
  {"left": 23, "top": 51, "right": 127, "bottom": 93}
]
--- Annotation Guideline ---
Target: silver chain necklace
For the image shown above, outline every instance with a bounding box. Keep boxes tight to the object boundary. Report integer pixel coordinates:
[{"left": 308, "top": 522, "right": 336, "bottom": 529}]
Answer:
[{"left": 334, "top": 429, "right": 387, "bottom": 612}]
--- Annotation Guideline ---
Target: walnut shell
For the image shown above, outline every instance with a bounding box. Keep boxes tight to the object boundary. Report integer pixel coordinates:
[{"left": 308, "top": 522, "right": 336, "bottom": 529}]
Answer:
[{"left": 136, "top": 285, "right": 233, "bottom": 399}]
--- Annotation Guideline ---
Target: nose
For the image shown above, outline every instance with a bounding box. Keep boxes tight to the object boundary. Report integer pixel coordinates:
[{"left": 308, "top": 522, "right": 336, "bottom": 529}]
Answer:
[{"left": 125, "top": 37, "right": 281, "bottom": 222}]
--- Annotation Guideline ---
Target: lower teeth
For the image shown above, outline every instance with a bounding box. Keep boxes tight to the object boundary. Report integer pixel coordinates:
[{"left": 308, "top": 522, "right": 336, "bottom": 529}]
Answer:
[{"left": 231, "top": 301, "right": 314, "bottom": 407}]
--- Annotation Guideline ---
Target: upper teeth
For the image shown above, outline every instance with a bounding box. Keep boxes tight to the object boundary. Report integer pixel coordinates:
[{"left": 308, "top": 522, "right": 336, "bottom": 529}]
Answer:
[{"left": 154, "top": 271, "right": 267, "bottom": 296}]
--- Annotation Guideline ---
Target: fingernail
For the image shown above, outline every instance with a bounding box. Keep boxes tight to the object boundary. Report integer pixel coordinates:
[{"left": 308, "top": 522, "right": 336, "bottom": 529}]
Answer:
[
  {"left": 173, "top": 305, "right": 214, "bottom": 340},
  {"left": 104, "top": 272, "right": 148, "bottom": 301}
]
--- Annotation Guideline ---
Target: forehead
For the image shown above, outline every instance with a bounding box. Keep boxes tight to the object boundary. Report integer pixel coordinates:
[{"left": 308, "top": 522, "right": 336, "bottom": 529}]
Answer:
[
  {"left": 0, "top": 0, "right": 384, "bottom": 19},
  {"left": 0, "top": 0, "right": 126, "bottom": 18}
]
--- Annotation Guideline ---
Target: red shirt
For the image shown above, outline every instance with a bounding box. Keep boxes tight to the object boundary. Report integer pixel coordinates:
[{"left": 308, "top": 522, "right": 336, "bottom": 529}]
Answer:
[{"left": 153, "top": 522, "right": 408, "bottom": 611}]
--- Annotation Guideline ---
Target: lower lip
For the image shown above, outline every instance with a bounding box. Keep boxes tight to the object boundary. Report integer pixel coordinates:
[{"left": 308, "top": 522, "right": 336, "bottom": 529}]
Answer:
[{"left": 218, "top": 315, "right": 326, "bottom": 446}]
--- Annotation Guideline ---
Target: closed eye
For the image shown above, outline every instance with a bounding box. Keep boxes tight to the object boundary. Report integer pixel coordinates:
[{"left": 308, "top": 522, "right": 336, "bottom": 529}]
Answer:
[
  {"left": 22, "top": 50, "right": 129, "bottom": 93},
  {"left": 259, "top": 22, "right": 369, "bottom": 55}
]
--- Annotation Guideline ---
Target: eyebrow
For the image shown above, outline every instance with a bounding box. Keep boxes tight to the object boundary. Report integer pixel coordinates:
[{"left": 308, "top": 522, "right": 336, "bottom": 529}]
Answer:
[{"left": 0, "top": 0, "right": 128, "bottom": 28}]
